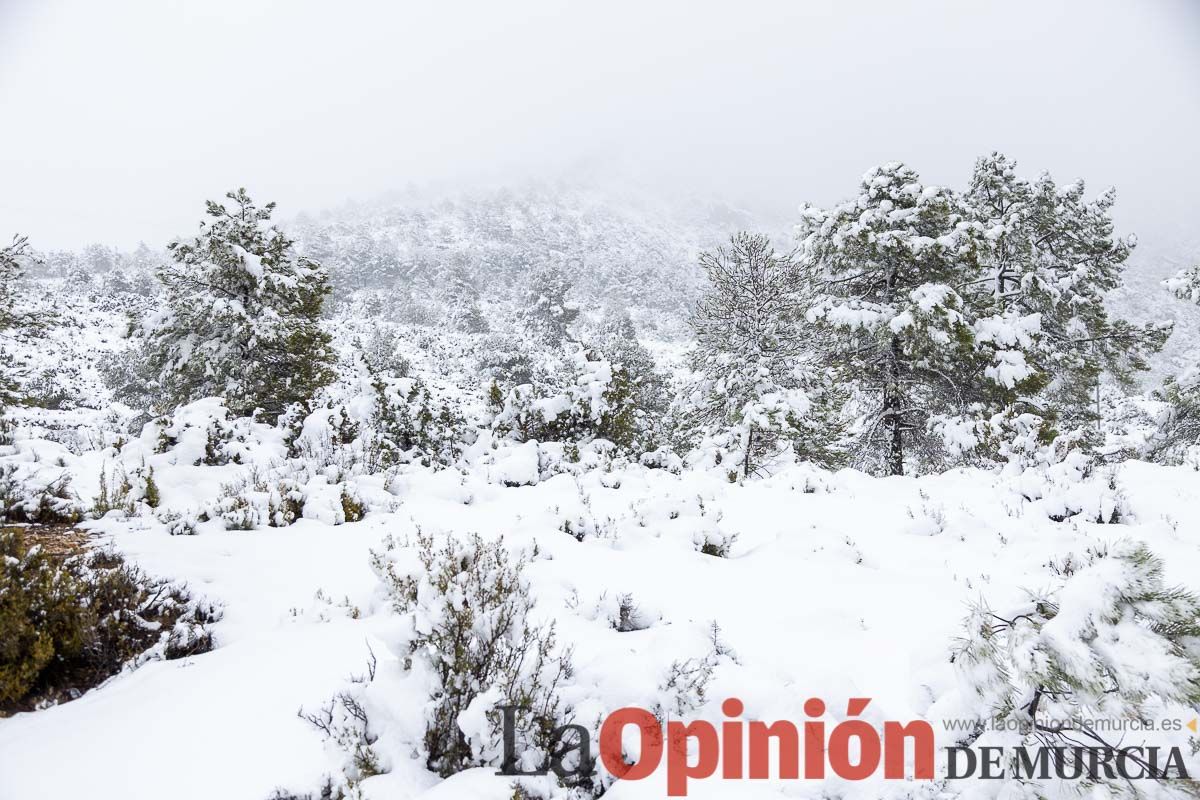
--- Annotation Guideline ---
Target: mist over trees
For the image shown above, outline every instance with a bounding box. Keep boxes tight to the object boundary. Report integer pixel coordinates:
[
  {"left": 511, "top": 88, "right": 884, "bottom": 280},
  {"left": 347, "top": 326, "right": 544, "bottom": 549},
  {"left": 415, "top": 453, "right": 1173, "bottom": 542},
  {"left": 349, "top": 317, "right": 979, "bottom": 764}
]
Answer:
[{"left": 0, "top": 154, "right": 1195, "bottom": 478}]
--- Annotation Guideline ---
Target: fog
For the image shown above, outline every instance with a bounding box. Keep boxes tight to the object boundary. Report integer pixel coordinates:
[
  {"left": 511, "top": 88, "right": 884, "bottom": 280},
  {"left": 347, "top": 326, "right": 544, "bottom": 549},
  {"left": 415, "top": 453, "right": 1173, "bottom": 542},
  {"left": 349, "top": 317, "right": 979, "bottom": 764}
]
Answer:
[{"left": 1, "top": 0, "right": 1198, "bottom": 251}]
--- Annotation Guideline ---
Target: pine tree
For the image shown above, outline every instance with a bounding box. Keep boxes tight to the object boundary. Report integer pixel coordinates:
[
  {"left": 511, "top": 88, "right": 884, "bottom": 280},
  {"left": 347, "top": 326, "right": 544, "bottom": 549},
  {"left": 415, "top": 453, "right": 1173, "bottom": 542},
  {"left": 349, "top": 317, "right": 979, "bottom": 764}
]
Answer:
[
  {"left": 690, "top": 232, "right": 839, "bottom": 477},
  {"left": 518, "top": 265, "right": 579, "bottom": 344},
  {"left": 1154, "top": 258, "right": 1200, "bottom": 460},
  {"left": 797, "top": 163, "right": 974, "bottom": 475},
  {"left": 591, "top": 309, "right": 670, "bottom": 451},
  {"left": 962, "top": 154, "right": 1169, "bottom": 449},
  {"left": 0, "top": 236, "right": 45, "bottom": 409},
  {"left": 143, "top": 189, "right": 336, "bottom": 420},
  {"left": 442, "top": 255, "right": 490, "bottom": 333},
  {"left": 955, "top": 542, "right": 1200, "bottom": 791}
]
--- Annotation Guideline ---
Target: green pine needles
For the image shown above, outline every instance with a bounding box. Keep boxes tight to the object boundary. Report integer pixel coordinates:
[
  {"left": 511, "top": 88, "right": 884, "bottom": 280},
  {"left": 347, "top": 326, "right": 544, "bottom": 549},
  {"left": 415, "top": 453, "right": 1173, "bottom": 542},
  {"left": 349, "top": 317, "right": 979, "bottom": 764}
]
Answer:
[{"left": 144, "top": 189, "right": 335, "bottom": 421}]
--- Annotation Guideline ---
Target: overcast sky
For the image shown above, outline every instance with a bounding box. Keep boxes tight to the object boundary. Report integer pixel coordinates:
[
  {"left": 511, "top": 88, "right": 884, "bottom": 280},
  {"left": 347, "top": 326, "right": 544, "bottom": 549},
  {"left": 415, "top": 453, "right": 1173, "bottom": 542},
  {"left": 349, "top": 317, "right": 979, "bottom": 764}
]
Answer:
[{"left": 1, "top": 0, "right": 1198, "bottom": 250}]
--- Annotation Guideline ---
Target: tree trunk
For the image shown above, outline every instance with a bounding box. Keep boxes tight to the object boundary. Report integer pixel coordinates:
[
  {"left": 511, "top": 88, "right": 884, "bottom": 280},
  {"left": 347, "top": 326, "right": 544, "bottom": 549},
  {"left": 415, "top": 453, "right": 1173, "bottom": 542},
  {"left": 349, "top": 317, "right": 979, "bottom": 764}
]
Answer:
[
  {"left": 743, "top": 426, "right": 754, "bottom": 478},
  {"left": 885, "top": 334, "right": 904, "bottom": 476}
]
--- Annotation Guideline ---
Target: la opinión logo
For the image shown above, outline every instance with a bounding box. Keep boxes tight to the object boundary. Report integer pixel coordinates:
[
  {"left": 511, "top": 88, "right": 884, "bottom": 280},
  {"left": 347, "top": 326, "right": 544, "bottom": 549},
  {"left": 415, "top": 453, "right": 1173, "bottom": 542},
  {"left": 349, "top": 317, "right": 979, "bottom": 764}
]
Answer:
[
  {"left": 496, "top": 697, "right": 1193, "bottom": 797},
  {"left": 499, "top": 696, "right": 935, "bottom": 796}
]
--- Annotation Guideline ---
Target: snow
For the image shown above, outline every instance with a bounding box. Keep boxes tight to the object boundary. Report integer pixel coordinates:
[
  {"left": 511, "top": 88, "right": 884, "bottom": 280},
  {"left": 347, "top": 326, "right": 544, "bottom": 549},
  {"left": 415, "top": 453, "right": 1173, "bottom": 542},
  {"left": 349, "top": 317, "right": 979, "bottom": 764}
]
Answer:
[{"left": 4, "top": 447, "right": 1200, "bottom": 799}]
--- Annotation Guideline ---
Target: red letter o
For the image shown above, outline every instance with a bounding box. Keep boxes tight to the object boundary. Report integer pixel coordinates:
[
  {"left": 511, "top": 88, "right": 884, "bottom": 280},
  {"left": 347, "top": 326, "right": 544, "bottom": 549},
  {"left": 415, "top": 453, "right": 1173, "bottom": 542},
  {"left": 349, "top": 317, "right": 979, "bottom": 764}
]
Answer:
[{"left": 599, "top": 707, "right": 663, "bottom": 780}]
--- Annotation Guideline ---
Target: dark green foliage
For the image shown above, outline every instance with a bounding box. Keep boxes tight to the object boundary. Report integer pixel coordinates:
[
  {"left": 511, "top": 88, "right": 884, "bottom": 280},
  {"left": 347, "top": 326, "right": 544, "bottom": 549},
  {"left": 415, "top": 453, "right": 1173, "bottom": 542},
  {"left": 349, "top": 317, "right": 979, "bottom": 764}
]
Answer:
[
  {"left": 144, "top": 189, "right": 336, "bottom": 421},
  {"left": 486, "top": 379, "right": 504, "bottom": 415},
  {"left": 143, "top": 466, "right": 161, "bottom": 509},
  {"left": 0, "top": 529, "right": 216, "bottom": 713},
  {"left": 369, "top": 376, "right": 465, "bottom": 469},
  {"left": 339, "top": 486, "right": 365, "bottom": 523}
]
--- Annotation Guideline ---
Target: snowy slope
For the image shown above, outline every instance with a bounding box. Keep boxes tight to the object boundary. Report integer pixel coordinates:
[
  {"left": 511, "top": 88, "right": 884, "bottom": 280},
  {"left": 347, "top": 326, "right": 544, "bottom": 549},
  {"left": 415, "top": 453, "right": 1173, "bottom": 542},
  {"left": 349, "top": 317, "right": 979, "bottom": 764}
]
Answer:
[{"left": 2, "top": 451, "right": 1198, "bottom": 799}]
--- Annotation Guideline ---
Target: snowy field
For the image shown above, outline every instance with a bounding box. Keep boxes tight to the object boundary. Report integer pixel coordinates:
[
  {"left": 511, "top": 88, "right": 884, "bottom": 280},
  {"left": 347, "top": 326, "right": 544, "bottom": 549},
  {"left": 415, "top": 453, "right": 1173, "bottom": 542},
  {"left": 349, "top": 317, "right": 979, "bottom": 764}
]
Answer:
[
  {"left": 2, "top": 410, "right": 1199, "bottom": 799},
  {"left": 5, "top": 3, "right": 1200, "bottom": 799}
]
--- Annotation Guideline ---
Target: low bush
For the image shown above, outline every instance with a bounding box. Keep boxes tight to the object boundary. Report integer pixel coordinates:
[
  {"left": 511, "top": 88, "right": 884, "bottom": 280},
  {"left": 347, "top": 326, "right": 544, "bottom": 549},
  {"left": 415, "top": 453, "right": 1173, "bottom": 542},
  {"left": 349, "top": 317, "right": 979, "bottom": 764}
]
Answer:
[
  {"left": 371, "top": 530, "right": 573, "bottom": 778},
  {"left": 0, "top": 528, "right": 218, "bottom": 714},
  {"left": 0, "top": 465, "right": 83, "bottom": 524}
]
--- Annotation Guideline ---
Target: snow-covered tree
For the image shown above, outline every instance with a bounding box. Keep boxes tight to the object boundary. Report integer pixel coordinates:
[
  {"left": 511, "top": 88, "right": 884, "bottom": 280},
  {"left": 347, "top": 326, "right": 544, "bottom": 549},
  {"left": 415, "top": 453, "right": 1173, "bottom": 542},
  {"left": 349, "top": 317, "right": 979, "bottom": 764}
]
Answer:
[
  {"left": 441, "top": 255, "right": 490, "bottom": 333},
  {"left": 1154, "top": 259, "right": 1200, "bottom": 460},
  {"left": 589, "top": 309, "right": 671, "bottom": 451},
  {"left": 955, "top": 541, "right": 1200, "bottom": 794},
  {"left": 491, "top": 345, "right": 655, "bottom": 456},
  {"left": 0, "top": 236, "right": 45, "bottom": 409},
  {"left": 961, "top": 154, "right": 1169, "bottom": 452},
  {"left": 519, "top": 264, "right": 579, "bottom": 344},
  {"left": 690, "top": 232, "right": 839, "bottom": 477},
  {"left": 797, "top": 164, "right": 975, "bottom": 475},
  {"left": 1166, "top": 259, "right": 1200, "bottom": 306},
  {"left": 143, "top": 189, "right": 335, "bottom": 420}
]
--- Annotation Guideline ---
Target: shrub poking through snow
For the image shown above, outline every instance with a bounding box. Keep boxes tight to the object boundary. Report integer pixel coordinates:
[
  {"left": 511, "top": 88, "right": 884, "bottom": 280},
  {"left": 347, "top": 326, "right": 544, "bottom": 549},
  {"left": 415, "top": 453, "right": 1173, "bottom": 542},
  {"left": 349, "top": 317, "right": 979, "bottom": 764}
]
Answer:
[
  {"left": 159, "top": 509, "right": 199, "bottom": 536},
  {"left": 694, "top": 529, "right": 738, "bottom": 558},
  {"left": 205, "top": 470, "right": 309, "bottom": 531},
  {"left": 367, "top": 375, "right": 466, "bottom": 469},
  {"left": 613, "top": 593, "right": 650, "bottom": 632},
  {"left": 0, "top": 464, "right": 82, "bottom": 524},
  {"left": 371, "top": 530, "right": 573, "bottom": 778},
  {"left": 299, "top": 653, "right": 382, "bottom": 791},
  {"left": 339, "top": 485, "right": 365, "bottom": 523},
  {"left": 0, "top": 529, "right": 218, "bottom": 714},
  {"left": 954, "top": 541, "right": 1200, "bottom": 791},
  {"left": 654, "top": 622, "right": 738, "bottom": 720},
  {"left": 491, "top": 345, "right": 659, "bottom": 457}
]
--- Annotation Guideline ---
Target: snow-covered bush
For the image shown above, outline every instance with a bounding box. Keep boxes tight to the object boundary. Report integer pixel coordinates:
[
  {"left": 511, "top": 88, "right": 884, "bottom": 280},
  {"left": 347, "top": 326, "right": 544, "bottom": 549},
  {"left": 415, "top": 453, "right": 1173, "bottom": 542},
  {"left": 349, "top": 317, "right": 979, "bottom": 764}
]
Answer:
[
  {"left": 205, "top": 468, "right": 308, "bottom": 531},
  {"left": 370, "top": 530, "right": 573, "bottom": 778},
  {"left": 1015, "top": 453, "right": 1130, "bottom": 524},
  {"left": 654, "top": 622, "right": 738, "bottom": 720},
  {"left": 153, "top": 398, "right": 237, "bottom": 466},
  {"left": 0, "top": 463, "right": 82, "bottom": 524},
  {"left": 366, "top": 375, "right": 467, "bottom": 469},
  {"left": 300, "top": 666, "right": 382, "bottom": 792},
  {"left": 492, "top": 346, "right": 656, "bottom": 456},
  {"left": 953, "top": 541, "right": 1200, "bottom": 793},
  {"left": 92, "top": 460, "right": 160, "bottom": 518},
  {"left": 0, "top": 530, "right": 218, "bottom": 713},
  {"left": 159, "top": 509, "right": 199, "bottom": 537},
  {"left": 356, "top": 324, "right": 410, "bottom": 378}
]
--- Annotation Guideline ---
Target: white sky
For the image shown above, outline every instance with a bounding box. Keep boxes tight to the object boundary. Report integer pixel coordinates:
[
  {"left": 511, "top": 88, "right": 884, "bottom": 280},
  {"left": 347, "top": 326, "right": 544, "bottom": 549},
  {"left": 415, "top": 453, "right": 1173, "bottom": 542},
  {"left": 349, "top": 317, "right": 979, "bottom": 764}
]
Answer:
[{"left": 1, "top": 0, "right": 1198, "bottom": 250}]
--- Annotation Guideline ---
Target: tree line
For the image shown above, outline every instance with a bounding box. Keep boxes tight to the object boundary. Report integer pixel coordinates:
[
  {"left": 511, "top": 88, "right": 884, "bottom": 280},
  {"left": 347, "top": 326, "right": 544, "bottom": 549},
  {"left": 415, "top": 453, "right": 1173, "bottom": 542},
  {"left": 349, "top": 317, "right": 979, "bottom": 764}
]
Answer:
[{"left": 2, "top": 153, "right": 1198, "bottom": 477}]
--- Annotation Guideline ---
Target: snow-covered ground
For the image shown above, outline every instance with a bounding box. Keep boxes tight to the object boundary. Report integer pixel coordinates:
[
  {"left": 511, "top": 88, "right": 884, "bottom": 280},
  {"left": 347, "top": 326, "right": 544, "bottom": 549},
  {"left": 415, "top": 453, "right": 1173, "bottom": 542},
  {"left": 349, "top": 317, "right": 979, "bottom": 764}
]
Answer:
[{"left": 3, "top": 433, "right": 1198, "bottom": 799}]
